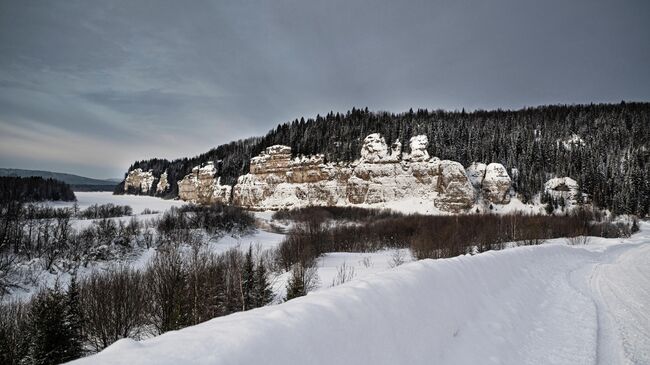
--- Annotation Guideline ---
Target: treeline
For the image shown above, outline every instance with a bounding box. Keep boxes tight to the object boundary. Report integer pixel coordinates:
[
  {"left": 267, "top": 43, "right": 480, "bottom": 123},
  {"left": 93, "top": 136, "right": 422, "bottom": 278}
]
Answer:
[
  {"left": 21, "top": 203, "right": 131, "bottom": 220},
  {"left": 0, "top": 176, "right": 75, "bottom": 203},
  {"left": 118, "top": 102, "right": 650, "bottom": 216},
  {"left": 0, "top": 203, "right": 255, "bottom": 296},
  {"left": 276, "top": 207, "right": 636, "bottom": 268},
  {"left": 272, "top": 206, "right": 402, "bottom": 222},
  {"left": 0, "top": 245, "right": 274, "bottom": 365}
]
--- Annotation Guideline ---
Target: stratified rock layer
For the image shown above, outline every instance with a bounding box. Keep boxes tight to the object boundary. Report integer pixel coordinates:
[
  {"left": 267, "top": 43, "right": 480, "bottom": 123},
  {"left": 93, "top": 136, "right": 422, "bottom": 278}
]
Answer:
[
  {"left": 177, "top": 162, "right": 231, "bottom": 204},
  {"left": 232, "top": 134, "right": 476, "bottom": 212},
  {"left": 168, "top": 133, "right": 513, "bottom": 212}
]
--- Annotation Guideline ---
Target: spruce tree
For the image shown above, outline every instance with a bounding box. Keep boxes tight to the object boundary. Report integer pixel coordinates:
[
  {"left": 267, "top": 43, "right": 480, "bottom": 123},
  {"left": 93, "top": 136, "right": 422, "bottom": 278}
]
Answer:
[
  {"left": 285, "top": 265, "right": 307, "bottom": 301},
  {"left": 28, "top": 284, "right": 79, "bottom": 365},
  {"left": 254, "top": 258, "right": 274, "bottom": 307},
  {"left": 241, "top": 246, "right": 255, "bottom": 310},
  {"left": 65, "top": 276, "right": 84, "bottom": 359}
]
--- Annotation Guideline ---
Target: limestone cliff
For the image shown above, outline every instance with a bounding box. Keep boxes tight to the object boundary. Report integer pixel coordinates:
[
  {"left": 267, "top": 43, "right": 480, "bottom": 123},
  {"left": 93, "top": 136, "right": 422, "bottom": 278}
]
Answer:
[
  {"left": 156, "top": 171, "right": 169, "bottom": 194},
  {"left": 465, "top": 162, "right": 512, "bottom": 204},
  {"left": 177, "top": 162, "right": 231, "bottom": 204},
  {"left": 124, "top": 168, "right": 155, "bottom": 194},
  {"left": 231, "top": 134, "right": 476, "bottom": 212},
  {"left": 165, "top": 133, "right": 514, "bottom": 212}
]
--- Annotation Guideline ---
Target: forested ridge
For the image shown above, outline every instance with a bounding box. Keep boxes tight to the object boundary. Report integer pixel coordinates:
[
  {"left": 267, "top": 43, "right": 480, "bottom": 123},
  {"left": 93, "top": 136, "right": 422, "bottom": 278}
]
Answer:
[
  {"left": 0, "top": 176, "right": 75, "bottom": 203},
  {"left": 116, "top": 102, "right": 650, "bottom": 216}
]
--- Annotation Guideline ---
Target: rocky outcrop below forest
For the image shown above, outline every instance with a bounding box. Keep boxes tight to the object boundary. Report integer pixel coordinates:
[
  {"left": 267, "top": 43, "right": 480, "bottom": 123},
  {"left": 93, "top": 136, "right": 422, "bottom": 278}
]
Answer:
[
  {"left": 177, "top": 162, "right": 231, "bottom": 204},
  {"left": 140, "top": 133, "right": 512, "bottom": 213},
  {"left": 544, "top": 176, "right": 580, "bottom": 204},
  {"left": 124, "top": 168, "right": 155, "bottom": 194}
]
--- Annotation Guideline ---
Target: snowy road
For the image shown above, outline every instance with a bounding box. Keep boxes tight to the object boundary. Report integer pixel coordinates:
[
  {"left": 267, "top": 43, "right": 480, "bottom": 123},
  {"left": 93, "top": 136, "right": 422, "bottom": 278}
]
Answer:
[
  {"left": 591, "top": 239, "right": 650, "bottom": 364},
  {"left": 71, "top": 223, "right": 650, "bottom": 365}
]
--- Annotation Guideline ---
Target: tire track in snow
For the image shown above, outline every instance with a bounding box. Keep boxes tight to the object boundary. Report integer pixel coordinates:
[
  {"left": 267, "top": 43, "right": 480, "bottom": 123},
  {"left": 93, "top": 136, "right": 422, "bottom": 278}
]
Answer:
[{"left": 591, "top": 242, "right": 650, "bottom": 365}]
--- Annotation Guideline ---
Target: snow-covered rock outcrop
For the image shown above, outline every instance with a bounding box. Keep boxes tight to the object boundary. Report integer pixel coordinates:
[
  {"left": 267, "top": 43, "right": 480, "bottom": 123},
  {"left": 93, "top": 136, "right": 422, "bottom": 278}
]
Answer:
[
  {"left": 559, "top": 134, "right": 585, "bottom": 150},
  {"left": 544, "top": 177, "right": 579, "bottom": 203},
  {"left": 482, "top": 163, "right": 512, "bottom": 204},
  {"left": 156, "top": 170, "right": 169, "bottom": 194},
  {"left": 464, "top": 162, "right": 512, "bottom": 204},
  {"left": 466, "top": 162, "right": 487, "bottom": 189},
  {"left": 232, "top": 134, "right": 476, "bottom": 212},
  {"left": 154, "top": 134, "right": 515, "bottom": 212},
  {"left": 124, "top": 168, "right": 155, "bottom": 194},
  {"left": 403, "top": 135, "right": 430, "bottom": 162},
  {"left": 177, "top": 162, "right": 231, "bottom": 204}
]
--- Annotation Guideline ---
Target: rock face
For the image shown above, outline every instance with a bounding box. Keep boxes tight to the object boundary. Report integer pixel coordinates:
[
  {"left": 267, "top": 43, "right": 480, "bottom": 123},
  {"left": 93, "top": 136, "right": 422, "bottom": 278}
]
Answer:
[
  {"left": 465, "top": 162, "right": 511, "bottom": 204},
  {"left": 403, "top": 135, "right": 429, "bottom": 162},
  {"left": 170, "top": 133, "right": 513, "bottom": 212},
  {"left": 481, "top": 163, "right": 512, "bottom": 204},
  {"left": 232, "top": 134, "right": 476, "bottom": 212},
  {"left": 466, "top": 162, "right": 487, "bottom": 189},
  {"left": 177, "top": 162, "right": 231, "bottom": 204},
  {"left": 156, "top": 171, "right": 169, "bottom": 194},
  {"left": 545, "top": 177, "right": 579, "bottom": 203},
  {"left": 124, "top": 168, "right": 155, "bottom": 193}
]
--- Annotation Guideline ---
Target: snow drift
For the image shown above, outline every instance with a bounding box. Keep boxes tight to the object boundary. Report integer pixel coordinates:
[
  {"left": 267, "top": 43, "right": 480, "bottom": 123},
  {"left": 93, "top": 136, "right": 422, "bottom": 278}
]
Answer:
[{"left": 70, "top": 232, "right": 650, "bottom": 365}]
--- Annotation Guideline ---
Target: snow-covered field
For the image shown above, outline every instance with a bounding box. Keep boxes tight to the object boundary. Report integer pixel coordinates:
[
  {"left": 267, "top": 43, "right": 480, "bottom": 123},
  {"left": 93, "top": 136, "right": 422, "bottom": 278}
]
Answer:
[
  {"left": 48, "top": 191, "right": 186, "bottom": 215},
  {"left": 71, "top": 222, "right": 650, "bottom": 365}
]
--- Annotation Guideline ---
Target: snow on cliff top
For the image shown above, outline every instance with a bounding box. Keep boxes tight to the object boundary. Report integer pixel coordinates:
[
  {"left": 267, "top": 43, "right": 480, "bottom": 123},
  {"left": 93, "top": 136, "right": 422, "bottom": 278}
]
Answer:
[{"left": 70, "top": 223, "right": 650, "bottom": 365}]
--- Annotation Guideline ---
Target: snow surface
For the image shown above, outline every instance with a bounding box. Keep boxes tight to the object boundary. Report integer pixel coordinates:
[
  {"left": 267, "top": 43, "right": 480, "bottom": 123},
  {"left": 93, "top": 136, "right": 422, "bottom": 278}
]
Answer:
[
  {"left": 47, "top": 191, "right": 185, "bottom": 215},
  {"left": 70, "top": 222, "right": 650, "bottom": 365}
]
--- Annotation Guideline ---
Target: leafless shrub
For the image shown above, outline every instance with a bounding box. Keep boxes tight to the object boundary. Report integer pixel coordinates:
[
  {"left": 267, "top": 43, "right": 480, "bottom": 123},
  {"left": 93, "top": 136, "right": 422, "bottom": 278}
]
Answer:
[
  {"left": 80, "top": 266, "right": 148, "bottom": 352},
  {"left": 360, "top": 256, "right": 372, "bottom": 268},
  {"left": 331, "top": 262, "right": 355, "bottom": 287},
  {"left": 146, "top": 246, "right": 189, "bottom": 335},
  {"left": 389, "top": 250, "right": 406, "bottom": 268},
  {"left": 566, "top": 235, "right": 591, "bottom": 246}
]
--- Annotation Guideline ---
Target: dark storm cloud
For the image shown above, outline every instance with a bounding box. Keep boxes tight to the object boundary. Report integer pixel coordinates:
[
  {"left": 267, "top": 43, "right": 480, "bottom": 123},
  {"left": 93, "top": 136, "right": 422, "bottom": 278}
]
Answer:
[{"left": 1, "top": 0, "right": 648, "bottom": 177}]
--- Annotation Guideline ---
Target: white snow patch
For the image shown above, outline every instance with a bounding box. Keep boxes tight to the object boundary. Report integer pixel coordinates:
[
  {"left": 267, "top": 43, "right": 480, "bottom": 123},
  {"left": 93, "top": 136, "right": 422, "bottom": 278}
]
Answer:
[{"left": 72, "top": 223, "right": 650, "bottom": 365}]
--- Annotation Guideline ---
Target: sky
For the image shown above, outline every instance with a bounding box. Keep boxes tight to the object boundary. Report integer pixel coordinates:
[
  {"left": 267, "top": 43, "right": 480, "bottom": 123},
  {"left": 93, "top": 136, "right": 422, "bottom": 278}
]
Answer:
[{"left": 1, "top": 0, "right": 648, "bottom": 178}]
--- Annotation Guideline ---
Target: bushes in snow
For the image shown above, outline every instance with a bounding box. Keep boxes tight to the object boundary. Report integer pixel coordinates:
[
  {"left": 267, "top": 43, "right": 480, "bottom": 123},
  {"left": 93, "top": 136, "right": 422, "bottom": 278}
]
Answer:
[
  {"left": 272, "top": 206, "right": 402, "bottom": 222},
  {"left": 77, "top": 203, "right": 133, "bottom": 219},
  {"left": 0, "top": 244, "right": 276, "bottom": 364},
  {"left": 158, "top": 204, "right": 254, "bottom": 236},
  {"left": 0, "top": 201, "right": 255, "bottom": 295},
  {"left": 277, "top": 208, "right": 635, "bottom": 262},
  {"left": 0, "top": 282, "right": 83, "bottom": 365}
]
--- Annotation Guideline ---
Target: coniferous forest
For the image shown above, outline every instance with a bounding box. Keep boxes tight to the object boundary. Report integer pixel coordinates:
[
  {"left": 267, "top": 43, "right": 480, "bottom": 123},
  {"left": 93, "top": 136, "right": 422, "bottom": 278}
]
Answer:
[
  {"left": 116, "top": 102, "right": 650, "bottom": 217},
  {"left": 0, "top": 177, "right": 76, "bottom": 203}
]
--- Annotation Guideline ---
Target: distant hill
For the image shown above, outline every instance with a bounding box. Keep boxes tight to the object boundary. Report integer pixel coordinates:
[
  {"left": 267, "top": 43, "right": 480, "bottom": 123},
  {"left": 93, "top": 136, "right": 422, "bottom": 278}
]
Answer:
[{"left": 0, "top": 168, "right": 117, "bottom": 191}]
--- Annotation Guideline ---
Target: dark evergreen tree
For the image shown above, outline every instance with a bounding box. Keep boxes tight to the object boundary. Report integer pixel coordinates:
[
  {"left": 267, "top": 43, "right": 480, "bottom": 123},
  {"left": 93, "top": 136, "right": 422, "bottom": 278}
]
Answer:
[
  {"left": 240, "top": 246, "right": 255, "bottom": 310},
  {"left": 65, "top": 276, "right": 84, "bottom": 359},
  {"left": 285, "top": 265, "right": 307, "bottom": 301},
  {"left": 254, "top": 258, "right": 274, "bottom": 307},
  {"left": 28, "top": 285, "right": 80, "bottom": 365}
]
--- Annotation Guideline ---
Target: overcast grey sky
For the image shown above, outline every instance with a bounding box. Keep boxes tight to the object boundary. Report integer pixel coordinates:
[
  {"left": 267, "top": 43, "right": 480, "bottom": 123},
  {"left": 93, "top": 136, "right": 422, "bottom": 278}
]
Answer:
[{"left": 1, "top": 0, "right": 648, "bottom": 178}]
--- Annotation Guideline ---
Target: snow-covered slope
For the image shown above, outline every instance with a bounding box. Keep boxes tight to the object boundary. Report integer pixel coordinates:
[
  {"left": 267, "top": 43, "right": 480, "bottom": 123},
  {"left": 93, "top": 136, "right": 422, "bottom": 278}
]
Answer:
[{"left": 70, "top": 224, "right": 650, "bottom": 365}]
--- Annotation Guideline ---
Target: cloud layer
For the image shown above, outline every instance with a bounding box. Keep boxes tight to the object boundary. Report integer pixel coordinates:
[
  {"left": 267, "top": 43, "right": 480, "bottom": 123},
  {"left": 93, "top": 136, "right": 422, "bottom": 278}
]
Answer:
[{"left": 1, "top": 0, "right": 648, "bottom": 177}]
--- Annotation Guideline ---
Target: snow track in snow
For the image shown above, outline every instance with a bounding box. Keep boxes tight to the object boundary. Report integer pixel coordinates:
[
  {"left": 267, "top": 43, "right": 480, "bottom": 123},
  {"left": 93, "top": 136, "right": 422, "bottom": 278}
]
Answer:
[{"left": 592, "top": 242, "right": 650, "bottom": 364}]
